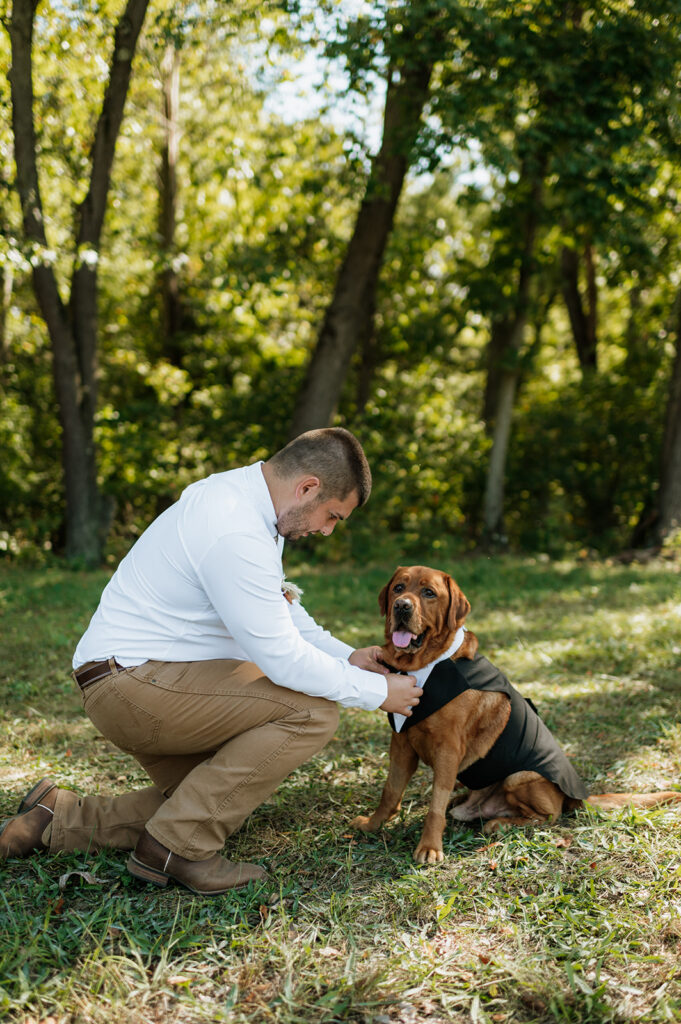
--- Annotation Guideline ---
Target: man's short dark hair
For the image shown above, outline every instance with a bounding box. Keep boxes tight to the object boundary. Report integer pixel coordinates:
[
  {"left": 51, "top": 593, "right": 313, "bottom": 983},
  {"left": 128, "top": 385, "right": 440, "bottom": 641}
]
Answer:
[{"left": 269, "top": 428, "right": 372, "bottom": 506}]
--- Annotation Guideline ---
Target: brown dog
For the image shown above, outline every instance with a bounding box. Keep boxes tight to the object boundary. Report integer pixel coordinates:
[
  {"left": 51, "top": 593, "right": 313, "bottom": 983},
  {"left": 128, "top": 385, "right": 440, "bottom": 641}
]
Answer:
[{"left": 351, "top": 566, "right": 681, "bottom": 863}]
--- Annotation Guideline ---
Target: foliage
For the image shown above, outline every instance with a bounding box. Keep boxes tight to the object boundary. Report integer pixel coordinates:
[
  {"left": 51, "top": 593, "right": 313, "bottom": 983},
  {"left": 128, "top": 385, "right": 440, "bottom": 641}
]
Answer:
[
  {"left": 1, "top": 0, "right": 681, "bottom": 557},
  {"left": 1, "top": 553, "right": 681, "bottom": 1022}
]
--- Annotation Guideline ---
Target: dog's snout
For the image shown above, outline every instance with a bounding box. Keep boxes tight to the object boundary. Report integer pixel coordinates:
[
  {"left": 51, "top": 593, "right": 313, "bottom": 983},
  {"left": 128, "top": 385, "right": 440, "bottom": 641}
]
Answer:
[{"left": 393, "top": 597, "right": 413, "bottom": 617}]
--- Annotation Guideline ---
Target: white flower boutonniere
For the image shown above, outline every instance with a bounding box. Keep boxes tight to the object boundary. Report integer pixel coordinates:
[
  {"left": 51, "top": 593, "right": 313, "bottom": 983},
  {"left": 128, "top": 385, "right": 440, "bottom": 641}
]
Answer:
[{"left": 281, "top": 578, "right": 304, "bottom": 604}]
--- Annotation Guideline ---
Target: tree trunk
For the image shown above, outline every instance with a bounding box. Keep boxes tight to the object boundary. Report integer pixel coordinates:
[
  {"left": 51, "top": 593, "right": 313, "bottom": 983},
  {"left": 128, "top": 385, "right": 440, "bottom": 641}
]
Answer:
[
  {"left": 560, "top": 244, "right": 598, "bottom": 371},
  {"left": 288, "top": 55, "right": 433, "bottom": 438},
  {"left": 482, "top": 319, "right": 511, "bottom": 432},
  {"left": 159, "top": 39, "right": 183, "bottom": 363},
  {"left": 9, "top": 0, "right": 150, "bottom": 564},
  {"left": 481, "top": 174, "right": 544, "bottom": 543},
  {"left": 655, "top": 291, "right": 681, "bottom": 543},
  {"left": 0, "top": 260, "right": 12, "bottom": 363},
  {"left": 482, "top": 367, "right": 519, "bottom": 543},
  {"left": 356, "top": 326, "right": 379, "bottom": 416}
]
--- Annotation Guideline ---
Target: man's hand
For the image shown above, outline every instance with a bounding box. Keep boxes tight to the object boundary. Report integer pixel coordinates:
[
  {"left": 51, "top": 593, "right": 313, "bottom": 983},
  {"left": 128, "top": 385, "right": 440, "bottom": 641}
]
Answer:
[
  {"left": 380, "top": 673, "right": 423, "bottom": 716},
  {"left": 349, "top": 645, "right": 389, "bottom": 675}
]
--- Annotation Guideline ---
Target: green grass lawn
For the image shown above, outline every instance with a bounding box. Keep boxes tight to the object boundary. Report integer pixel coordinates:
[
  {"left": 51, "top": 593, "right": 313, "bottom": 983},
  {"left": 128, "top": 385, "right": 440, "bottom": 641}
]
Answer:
[{"left": 1, "top": 550, "right": 680, "bottom": 1023}]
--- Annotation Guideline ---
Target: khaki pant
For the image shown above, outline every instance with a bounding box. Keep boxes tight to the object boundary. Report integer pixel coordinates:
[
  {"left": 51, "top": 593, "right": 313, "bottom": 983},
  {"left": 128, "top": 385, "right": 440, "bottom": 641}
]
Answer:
[{"left": 51, "top": 659, "right": 339, "bottom": 860}]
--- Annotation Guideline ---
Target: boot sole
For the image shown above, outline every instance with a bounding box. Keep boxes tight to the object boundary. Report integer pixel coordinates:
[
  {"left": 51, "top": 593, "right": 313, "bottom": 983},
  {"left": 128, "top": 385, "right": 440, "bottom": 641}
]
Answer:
[
  {"left": 17, "top": 778, "right": 57, "bottom": 814},
  {"left": 125, "top": 853, "right": 261, "bottom": 896},
  {"left": 126, "top": 853, "right": 170, "bottom": 888},
  {"left": 0, "top": 817, "right": 14, "bottom": 859}
]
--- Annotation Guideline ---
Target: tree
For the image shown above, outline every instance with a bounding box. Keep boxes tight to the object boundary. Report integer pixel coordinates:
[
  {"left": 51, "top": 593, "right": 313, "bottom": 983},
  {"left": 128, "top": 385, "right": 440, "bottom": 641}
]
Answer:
[
  {"left": 8, "top": 0, "right": 150, "bottom": 564},
  {"left": 435, "top": 0, "right": 681, "bottom": 544},
  {"left": 481, "top": 186, "right": 544, "bottom": 542},
  {"left": 289, "top": 1, "right": 449, "bottom": 436},
  {"left": 560, "top": 244, "right": 598, "bottom": 373},
  {"left": 158, "top": 33, "right": 183, "bottom": 364},
  {"left": 654, "top": 290, "right": 681, "bottom": 544}
]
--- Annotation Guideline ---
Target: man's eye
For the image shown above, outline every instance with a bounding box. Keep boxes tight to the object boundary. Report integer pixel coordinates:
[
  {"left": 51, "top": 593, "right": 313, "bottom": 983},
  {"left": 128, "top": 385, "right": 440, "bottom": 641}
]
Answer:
[
  {"left": 422, "top": 588, "right": 435, "bottom": 598},
  {"left": 393, "top": 583, "right": 405, "bottom": 593}
]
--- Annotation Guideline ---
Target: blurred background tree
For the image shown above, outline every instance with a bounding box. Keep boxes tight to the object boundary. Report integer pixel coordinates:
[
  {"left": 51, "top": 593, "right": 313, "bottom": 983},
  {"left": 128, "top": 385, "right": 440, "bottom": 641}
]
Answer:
[{"left": 1, "top": 0, "right": 680, "bottom": 564}]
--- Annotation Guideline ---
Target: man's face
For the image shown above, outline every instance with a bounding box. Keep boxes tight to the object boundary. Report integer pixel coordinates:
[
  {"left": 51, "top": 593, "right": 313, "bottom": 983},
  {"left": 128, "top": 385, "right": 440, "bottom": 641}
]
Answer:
[{"left": 277, "top": 490, "right": 359, "bottom": 541}]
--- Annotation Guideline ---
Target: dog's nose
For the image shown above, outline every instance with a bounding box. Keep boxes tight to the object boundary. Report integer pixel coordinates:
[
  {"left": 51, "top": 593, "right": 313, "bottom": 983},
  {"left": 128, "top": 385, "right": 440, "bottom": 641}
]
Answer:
[{"left": 393, "top": 597, "right": 413, "bottom": 617}]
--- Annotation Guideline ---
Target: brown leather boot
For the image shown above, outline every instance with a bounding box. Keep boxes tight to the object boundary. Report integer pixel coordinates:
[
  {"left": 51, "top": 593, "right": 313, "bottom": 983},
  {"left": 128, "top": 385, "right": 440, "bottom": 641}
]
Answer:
[
  {"left": 126, "top": 830, "right": 268, "bottom": 895},
  {"left": 0, "top": 781, "right": 58, "bottom": 859},
  {"left": 17, "top": 777, "right": 57, "bottom": 813}
]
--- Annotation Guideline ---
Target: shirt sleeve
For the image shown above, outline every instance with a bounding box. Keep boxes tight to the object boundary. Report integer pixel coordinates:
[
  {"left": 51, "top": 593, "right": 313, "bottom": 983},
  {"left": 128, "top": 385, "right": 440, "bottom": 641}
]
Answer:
[{"left": 194, "top": 531, "right": 387, "bottom": 710}]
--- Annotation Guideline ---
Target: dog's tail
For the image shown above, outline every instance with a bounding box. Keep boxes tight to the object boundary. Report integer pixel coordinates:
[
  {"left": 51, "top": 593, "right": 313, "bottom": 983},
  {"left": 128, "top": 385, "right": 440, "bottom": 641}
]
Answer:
[{"left": 586, "top": 791, "right": 681, "bottom": 810}]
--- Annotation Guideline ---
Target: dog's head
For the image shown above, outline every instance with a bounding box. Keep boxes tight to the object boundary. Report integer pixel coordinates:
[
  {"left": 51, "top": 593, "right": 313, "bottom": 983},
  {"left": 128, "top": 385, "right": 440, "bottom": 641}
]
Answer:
[{"left": 379, "top": 565, "right": 474, "bottom": 670}]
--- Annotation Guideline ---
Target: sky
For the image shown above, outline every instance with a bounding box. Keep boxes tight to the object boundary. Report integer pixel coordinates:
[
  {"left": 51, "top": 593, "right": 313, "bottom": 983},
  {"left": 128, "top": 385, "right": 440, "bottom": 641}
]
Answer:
[
  {"left": 258, "top": 2, "right": 490, "bottom": 189},
  {"left": 258, "top": 2, "right": 386, "bottom": 155}
]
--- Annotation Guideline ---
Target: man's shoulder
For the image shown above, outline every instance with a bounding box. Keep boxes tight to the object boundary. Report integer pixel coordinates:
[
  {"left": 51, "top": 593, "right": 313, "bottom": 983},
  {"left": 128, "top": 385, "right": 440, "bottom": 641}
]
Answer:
[
  {"left": 177, "top": 464, "right": 272, "bottom": 548},
  {"left": 181, "top": 464, "right": 248, "bottom": 497}
]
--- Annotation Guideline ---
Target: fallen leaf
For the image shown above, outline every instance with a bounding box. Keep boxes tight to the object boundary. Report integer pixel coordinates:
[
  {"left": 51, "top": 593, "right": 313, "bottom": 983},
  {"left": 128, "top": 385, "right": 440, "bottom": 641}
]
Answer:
[
  {"left": 478, "top": 841, "right": 502, "bottom": 853},
  {"left": 58, "top": 870, "right": 108, "bottom": 891},
  {"left": 555, "top": 836, "right": 573, "bottom": 849},
  {"left": 168, "top": 975, "right": 192, "bottom": 985}
]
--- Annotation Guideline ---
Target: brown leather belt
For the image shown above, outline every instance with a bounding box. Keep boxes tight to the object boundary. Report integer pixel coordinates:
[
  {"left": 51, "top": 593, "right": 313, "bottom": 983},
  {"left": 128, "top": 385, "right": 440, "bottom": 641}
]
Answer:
[{"left": 72, "top": 657, "right": 124, "bottom": 691}]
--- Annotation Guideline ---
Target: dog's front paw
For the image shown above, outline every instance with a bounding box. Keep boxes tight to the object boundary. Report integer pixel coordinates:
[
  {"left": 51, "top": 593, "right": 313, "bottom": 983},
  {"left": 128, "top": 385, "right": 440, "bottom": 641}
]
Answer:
[
  {"left": 350, "top": 814, "right": 377, "bottom": 833},
  {"left": 413, "top": 843, "right": 444, "bottom": 865}
]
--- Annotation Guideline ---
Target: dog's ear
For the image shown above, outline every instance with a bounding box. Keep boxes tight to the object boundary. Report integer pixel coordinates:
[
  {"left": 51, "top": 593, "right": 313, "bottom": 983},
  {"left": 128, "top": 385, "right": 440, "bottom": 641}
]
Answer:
[
  {"left": 446, "top": 574, "right": 471, "bottom": 630},
  {"left": 378, "top": 568, "right": 401, "bottom": 616}
]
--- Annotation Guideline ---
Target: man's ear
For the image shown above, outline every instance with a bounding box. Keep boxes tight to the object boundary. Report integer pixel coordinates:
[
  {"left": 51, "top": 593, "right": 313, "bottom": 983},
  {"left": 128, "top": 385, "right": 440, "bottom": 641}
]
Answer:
[
  {"left": 378, "top": 569, "right": 401, "bottom": 616},
  {"left": 446, "top": 574, "right": 471, "bottom": 629},
  {"left": 294, "top": 476, "right": 321, "bottom": 502}
]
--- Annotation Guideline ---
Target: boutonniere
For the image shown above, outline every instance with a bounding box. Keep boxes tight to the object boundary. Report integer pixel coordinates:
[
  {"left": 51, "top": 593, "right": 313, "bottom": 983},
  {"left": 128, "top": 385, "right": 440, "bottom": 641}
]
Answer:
[{"left": 281, "top": 578, "right": 304, "bottom": 604}]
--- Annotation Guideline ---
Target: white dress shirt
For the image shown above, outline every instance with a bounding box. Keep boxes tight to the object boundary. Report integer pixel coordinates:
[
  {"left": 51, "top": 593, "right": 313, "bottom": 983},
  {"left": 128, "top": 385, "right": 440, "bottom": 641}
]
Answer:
[{"left": 73, "top": 462, "right": 387, "bottom": 710}]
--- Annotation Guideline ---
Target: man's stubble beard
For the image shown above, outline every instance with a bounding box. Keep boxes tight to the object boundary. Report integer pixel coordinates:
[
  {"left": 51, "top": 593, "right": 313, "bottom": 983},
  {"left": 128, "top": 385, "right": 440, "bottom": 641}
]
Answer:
[{"left": 276, "top": 496, "right": 323, "bottom": 541}]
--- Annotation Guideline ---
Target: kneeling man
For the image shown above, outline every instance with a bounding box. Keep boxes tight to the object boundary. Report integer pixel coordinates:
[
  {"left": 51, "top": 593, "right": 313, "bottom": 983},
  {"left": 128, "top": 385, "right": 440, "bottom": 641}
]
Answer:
[{"left": 1, "top": 428, "right": 421, "bottom": 895}]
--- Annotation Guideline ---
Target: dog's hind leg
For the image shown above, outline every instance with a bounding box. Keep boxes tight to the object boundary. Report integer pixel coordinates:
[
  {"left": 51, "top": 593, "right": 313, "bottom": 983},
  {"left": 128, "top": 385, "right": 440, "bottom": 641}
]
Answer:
[
  {"left": 481, "top": 772, "right": 566, "bottom": 834},
  {"left": 449, "top": 783, "right": 499, "bottom": 822},
  {"left": 351, "top": 732, "right": 419, "bottom": 833}
]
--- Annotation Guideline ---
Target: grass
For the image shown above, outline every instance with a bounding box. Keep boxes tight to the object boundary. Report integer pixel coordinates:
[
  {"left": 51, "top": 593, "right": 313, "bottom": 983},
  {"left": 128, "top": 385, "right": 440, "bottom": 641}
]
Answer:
[{"left": 1, "top": 548, "right": 680, "bottom": 1023}]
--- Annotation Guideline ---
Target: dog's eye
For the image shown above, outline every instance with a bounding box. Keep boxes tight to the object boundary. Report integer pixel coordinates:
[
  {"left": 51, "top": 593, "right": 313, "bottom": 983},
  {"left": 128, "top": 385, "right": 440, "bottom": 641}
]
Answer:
[
  {"left": 422, "top": 587, "right": 436, "bottom": 598},
  {"left": 393, "top": 583, "right": 405, "bottom": 594}
]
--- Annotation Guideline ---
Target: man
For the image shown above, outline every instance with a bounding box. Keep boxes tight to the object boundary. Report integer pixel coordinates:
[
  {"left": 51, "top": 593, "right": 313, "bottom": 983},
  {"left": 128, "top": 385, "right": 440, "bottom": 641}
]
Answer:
[{"left": 0, "top": 429, "right": 421, "bottom": 895}]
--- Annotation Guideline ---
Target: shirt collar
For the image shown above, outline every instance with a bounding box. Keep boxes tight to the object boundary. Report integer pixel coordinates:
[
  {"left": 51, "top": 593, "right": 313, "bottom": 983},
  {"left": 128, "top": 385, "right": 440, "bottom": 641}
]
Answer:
[{"left": 244, "top": 460, "right": 279, "bottom": 542}]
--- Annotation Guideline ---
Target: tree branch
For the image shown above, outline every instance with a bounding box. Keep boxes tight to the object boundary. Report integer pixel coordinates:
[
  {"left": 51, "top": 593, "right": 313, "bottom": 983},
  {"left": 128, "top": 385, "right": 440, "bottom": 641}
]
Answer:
[
  {"left": 8, "top": 0, "right": 68, "bottom": 335},
  {"left": 76, "top": 0, "right": 150, "bottom": 247}
]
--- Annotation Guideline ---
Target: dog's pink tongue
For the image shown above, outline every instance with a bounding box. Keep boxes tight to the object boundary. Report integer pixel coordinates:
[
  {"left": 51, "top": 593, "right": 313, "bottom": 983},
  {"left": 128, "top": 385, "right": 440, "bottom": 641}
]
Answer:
[{"left": 392, "top": 630, "right": 414, "bottom": 648}]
